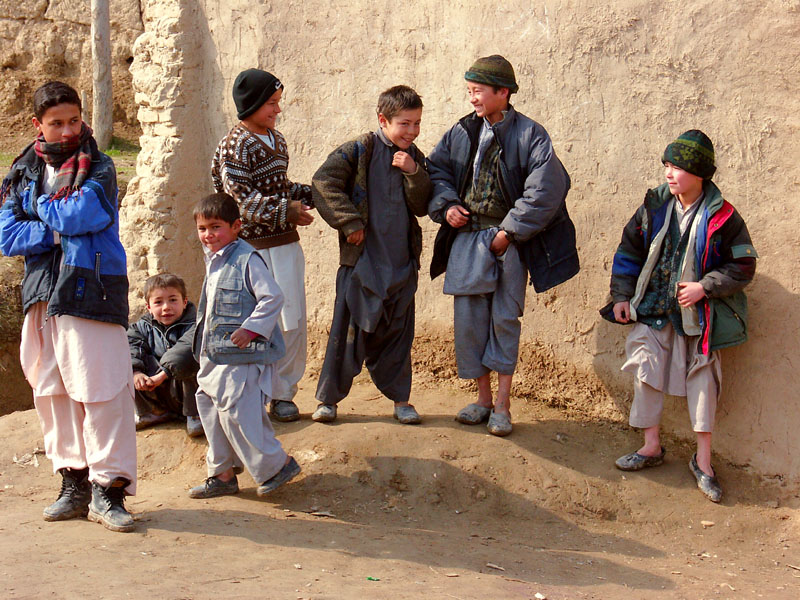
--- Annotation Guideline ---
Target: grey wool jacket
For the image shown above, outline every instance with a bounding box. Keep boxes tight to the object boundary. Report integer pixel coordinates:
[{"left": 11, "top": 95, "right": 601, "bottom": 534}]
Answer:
[{"left": 311, "top": 132, "right": 432, "bottom": 267}]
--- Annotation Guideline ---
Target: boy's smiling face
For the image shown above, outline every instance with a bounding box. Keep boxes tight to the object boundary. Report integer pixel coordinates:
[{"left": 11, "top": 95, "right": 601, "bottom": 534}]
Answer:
[
  {"left": 33, "top": 102, "right": 82, "bottom": 143},
  {"left": 146, "top": 286, "right": 188, "bottom": 327},
  {"left": 467, "top": 82, "right": 509, "bottom": 124},
  {"left": 196, "top": 215, "right": 241, "bottom": 254},
  {"left": 664, "top": 161, "right": 703, "bottom": 199},
  {"left": 378, "top": 108, "right": 422, "bottom": 150},
  {"left": 242, "top": 88, "right": 282, "bottom": 134}
]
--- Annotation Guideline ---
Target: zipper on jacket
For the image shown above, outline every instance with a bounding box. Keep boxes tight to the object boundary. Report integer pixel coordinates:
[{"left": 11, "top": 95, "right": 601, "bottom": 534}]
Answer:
[{"left": 94, "top": 252, "right": 107, "bottom": 300}]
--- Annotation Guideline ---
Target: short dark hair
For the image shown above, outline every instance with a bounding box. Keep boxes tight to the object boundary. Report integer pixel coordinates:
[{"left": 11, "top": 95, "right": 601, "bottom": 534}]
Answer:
[
  {"left": 143, "top": 273, "right": 188, "bottom": 303},
  {"left": 490, "top": 84, "right": 514, "bottom": 101},
  {"left": 193, "top": 192, "right": 241, "bottom": 225},
  {"left": 33, "top": 81, "right": 81, "bottom": 121},
  {"left": 376, "top": 85, "right": 423, "bottom": 122}
]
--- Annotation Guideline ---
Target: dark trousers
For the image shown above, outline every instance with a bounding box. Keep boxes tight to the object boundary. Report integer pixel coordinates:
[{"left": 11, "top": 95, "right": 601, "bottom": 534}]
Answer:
[
  {"left": 134, "top": 377, "right": 199, "bottom": 417},
  {"left": 315, "top": 266, "right": 415, "bottom": 405}
]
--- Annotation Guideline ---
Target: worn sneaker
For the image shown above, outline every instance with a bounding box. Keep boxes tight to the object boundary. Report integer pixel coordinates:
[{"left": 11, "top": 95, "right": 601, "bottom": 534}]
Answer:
[
  {"left": 189, "top": 475, "right": 239, "bottom": 499},
  {"left": 43, "top": 468, "right": 91, "bottom": 522},
  {"left": 311, "top": 403, "right": 337, "bottom": 423},
  {"left": 393, "top": 404, "right": 422, "bottom": 424},
  {"left": 135, "top": 411, "right": 176, "bottom": 431},
  {"left": 186, "top": 416, "right": 204, "bottom": 438},
  {"left": 615, "top": 447, "right": 667, "bottom": 471},
  {"left": 270, "top": 400, "right": 301, "bottom": 422},
  {"left": 88, "top": 479, "right": 135, "bottom": 533},
  {"left": 487, "top": 410, "right": 513, "bottom": 437},
  {"left": 257, "top": 457, "right": 301, "bottom": 496},
  {"left": 455, "top": 403, "right": 492, "bottom": 425},
  {"left": 689, "top": 453, "right": 722, "bottom": 503}
]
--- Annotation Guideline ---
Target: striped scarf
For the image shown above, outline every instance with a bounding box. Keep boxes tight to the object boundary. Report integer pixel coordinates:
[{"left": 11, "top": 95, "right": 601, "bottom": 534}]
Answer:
[{"left": 33, "top": 122, "right": 97, "bottom": 200}]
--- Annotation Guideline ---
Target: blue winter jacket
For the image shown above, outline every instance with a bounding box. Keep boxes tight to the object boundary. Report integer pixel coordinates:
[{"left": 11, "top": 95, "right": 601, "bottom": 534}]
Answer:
[{"left": 0, "top": 143, "right": 129, "bottom": 327}]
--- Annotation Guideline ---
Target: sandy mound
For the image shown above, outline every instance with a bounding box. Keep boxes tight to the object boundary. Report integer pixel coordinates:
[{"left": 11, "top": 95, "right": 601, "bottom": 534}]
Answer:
[{"left": 1, "top": 381, "right": 798, "bottom": 599}]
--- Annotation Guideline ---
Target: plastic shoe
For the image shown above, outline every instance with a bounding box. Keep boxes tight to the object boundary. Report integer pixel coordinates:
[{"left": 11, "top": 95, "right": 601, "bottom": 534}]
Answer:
[
  {"left": 393, "top": 404, "right": 422, "bottom": 425},
  {"left": 455, "top": 403, "right": 492, "bottom": 425},
  {"left": 270, "top": 400, "right": 301, "bottom": 422},
  {"left": 135, "top": 411, "right": 176, "bottom": 431},
  {"left": 615, "top": 447, "right": 666, "bottom": 471},
  {"left": 87, "top": 479, "right": 135, "bottom": 533},
  {"left": 43, "top": 468, "right": 91, "bottom": 522},
  {"left": 257, "top": 457, "right": 301, "bottom": 496},
  {"left": 186, "top": 416, "right": 204, "bottom": 437},
  {"left": 486, "top": 410, "right": 513, "bottom": 436},
  {"left": 189, "top": 475, "right": 239, "bottom": 499},
  {"left": 311, "top": 404, "right": 337, "bottom": 423},
  {"left": 689, "top": 453, "right": 722, "bottom": 503}
]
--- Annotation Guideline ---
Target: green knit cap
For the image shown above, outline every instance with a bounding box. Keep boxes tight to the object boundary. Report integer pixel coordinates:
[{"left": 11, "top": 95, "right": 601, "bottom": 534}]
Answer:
[
  {"left": 662, "top": 129, "right": 716, "bottom": 179},
  {"left": 465, "top": 55, "right": 519, "bottom": 93}
]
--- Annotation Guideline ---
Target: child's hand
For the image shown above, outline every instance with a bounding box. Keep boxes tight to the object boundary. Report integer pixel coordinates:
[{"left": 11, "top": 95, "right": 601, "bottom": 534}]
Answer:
[
  {"left": 613, "top": 301, "right": 631, "bottom": 323},
  {"left": 490, "top": 230, "right": 511, "bottom": 256},
  {"left": 148, "top": 370, "right": 168, "bottom": 388},
  {"left": 392, "top": 151, "right": 416, "bottom": 174},
  {"left": 287, "top": 200, "right": 315, "bottom": 226},
  {"left": 133, "top": 372, "right": 151, "bottom": 391},
  {"left": 446, "top": 205, "right": 470, "bottom": 228},
  {"left": 230, "top": 327, "right": 258, "bottom": 349},
  {"left": 346, "top": 229, "right": 365, "bottom": 245},
  {"left": 677, "top": 282, "right": 706, "bottom": 307}
]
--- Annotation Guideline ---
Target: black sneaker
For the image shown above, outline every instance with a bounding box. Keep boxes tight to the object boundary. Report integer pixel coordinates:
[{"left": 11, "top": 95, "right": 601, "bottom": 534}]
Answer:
[
  {"left": 43, "top": 468, "right": 91, "bottom": 522},
  {"left": 257, "top": 457, "right": 301, "bottom": 496},
  {"left": 269, "top": 400, "right": 301, "bottom": 422},
  {"left": 189, "top": 475, "right": 239, "bottom": 499},
  {"left": 88, "top": 479, "right": 135, "bottom": 532}
]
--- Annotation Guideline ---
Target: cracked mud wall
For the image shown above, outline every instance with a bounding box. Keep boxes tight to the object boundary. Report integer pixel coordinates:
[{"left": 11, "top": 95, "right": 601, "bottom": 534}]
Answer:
[
  {"left": 122, "top": 0, "right": 800, "bottom": 480},
  {"left": 0, "top": 0, "right": 143, "bottom": 143}
]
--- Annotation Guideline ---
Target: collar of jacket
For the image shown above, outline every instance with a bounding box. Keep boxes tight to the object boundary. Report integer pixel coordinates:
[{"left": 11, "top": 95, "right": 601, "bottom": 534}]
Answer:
[{"left": 457, "top": 104, "right": 518, "bottom": 145}]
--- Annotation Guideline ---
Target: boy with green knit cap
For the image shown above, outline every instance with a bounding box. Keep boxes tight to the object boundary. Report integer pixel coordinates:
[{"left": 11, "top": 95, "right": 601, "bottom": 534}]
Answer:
[
  {"left": 427, "top": 55, "right": 577, "bottom": 437},
  {"left": 605, "top": 130, "right": 757, "bottom": 502}
]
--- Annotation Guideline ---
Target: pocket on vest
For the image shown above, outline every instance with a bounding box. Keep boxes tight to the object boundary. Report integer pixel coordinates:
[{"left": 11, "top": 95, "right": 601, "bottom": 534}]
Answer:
[{"left": 214, "top": 278, "right": 244, "bottom": 317}]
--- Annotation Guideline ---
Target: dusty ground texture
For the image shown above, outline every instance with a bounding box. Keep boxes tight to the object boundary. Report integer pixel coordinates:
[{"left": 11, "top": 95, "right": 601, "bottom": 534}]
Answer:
[{"left": 1, "top": 381, "right": 798, "bottom": 600}]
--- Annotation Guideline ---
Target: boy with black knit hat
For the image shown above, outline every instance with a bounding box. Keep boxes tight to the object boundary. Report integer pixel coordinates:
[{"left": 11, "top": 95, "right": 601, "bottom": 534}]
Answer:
[
  {"left": 427, "top": 55, "right": 577, "bottom": 436},
  {"left": 211, "top": 68, "right": 314, "bottom": 423},
  {"left": 0, "top": 81, "right": 137, "bottom": 532},
  {"left": 605, "top": 130, "right": 757, "bottom": 502}
]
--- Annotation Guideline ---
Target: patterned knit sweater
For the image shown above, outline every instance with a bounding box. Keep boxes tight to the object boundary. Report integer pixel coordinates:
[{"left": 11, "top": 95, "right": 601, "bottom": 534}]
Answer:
[{"left": 211, "top": 124, "right": 312, "bottom": 249}]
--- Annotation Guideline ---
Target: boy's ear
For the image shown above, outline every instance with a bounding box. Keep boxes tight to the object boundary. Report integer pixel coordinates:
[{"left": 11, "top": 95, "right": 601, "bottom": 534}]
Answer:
[
  {"left": 377, "top": 112, "right": 389, "bottom": 128},
  {"left": 232, "top": 218, "right": 242, "bottom": 235},
  {"left": 32, "top": 117, "right": 42, "bottom": 132}
]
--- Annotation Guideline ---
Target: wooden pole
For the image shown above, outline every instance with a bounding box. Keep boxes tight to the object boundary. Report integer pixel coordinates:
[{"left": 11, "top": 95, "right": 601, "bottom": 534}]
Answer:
[{"left": 91, "top": 0, "right": 112, "bottom": 150}]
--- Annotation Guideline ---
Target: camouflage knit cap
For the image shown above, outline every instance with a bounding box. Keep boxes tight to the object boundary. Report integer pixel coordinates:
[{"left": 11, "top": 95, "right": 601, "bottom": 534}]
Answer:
[
  {"left": 465, "top": 55, "right": 519, "bottom": 93},
  {"left": 662, "top": 129, "right": 716, "bottom": 179}
]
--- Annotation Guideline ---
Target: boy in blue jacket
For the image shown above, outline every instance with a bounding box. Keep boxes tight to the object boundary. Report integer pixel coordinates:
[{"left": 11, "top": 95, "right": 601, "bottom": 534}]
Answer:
[{"left": 0, "top": 81, "right": 137, "bottom": 532}]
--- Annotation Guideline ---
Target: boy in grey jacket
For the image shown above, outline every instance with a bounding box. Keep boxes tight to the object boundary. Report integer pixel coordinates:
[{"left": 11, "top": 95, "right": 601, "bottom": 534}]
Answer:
[
  {"left": 427, "top": 55, "right": 573, "bottom": 436},
  {"left": 189, "top": 192, "right": 300, "bottom": 499}
]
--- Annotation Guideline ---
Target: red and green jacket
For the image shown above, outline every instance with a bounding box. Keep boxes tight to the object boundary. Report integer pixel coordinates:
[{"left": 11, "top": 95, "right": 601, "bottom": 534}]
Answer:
[{"left": 608, "top": 180, "right": 757, "bottom": 354}]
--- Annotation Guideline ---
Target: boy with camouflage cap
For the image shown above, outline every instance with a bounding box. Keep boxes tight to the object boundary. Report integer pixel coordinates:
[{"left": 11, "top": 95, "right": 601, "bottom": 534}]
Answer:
[
  {"left": 427, "top": 55, "right": 576, "bottom": 436},
  {"left": 606, "top": 130, "right": 757, "bottom": 502}
]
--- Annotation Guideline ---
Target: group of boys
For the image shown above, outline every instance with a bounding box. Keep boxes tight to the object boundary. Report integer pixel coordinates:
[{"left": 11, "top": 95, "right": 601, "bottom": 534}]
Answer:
[{"left": 0, "top": 53, "right": 756, "bottom": 534}]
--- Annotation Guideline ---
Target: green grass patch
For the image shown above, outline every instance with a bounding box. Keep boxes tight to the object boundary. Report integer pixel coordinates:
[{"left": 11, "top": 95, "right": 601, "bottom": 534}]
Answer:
[
  {"left": 105, "top": 135, "right": 141, "bottom": 156},
  {"left": 0, "top": 152, "right": 18, "bottom": 169}
]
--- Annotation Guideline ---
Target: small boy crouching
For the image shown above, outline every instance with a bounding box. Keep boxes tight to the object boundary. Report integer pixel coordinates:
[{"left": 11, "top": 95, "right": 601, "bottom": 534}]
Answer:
[
  {"left": 0, "top": 81, "right": 136, "bottom": 532},
  {"left": 606, "top": 130, "right": 757, "bottom": 502},
  {"left": 189, "top": 192, "right": 300, "bottom": 499},
  {"left": 128, "top": 273, "right": 203, "bottom": 437},
  {"left": 311, "top": 85, "right": 431, "bottom": 424}
]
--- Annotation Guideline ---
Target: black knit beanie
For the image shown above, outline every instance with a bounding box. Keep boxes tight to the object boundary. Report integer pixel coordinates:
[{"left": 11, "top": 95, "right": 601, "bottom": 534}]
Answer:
[
  {"left": 662, "top": 130, "right": 716, "bottom": 179},
  {"left": 465, "top": 55, "right": 519, "bottom": 93},
  {"left": 233, "top": 69, "right": 283, "bottom": 120}
]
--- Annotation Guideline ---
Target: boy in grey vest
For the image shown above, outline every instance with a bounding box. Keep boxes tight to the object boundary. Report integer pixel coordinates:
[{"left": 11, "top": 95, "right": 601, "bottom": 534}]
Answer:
[{"left": 189, "top": 192, "right": 301, "bottom": 499}]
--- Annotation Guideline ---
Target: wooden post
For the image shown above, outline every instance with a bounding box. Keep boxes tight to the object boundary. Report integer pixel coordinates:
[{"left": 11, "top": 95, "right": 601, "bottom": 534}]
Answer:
[{"left": 91, "top": 0, "right": 112, "bottom": 150}]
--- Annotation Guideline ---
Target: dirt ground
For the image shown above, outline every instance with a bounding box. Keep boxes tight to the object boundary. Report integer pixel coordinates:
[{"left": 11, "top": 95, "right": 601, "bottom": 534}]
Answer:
[{"left": 1, "top": 379, "right": 798, "bottom": 600}]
